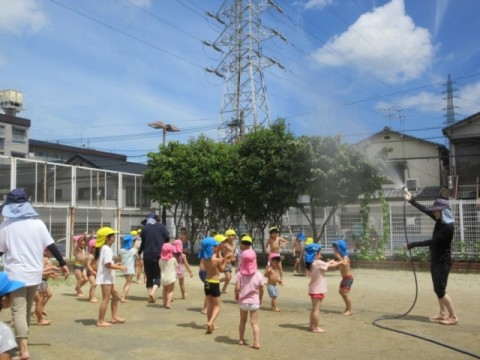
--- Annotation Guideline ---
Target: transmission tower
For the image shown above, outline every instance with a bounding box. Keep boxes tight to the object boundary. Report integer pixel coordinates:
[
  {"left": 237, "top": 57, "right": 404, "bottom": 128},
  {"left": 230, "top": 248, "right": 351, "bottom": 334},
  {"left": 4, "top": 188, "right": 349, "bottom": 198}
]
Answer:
[
  {"left": 204, "top": 0, "right": 286, "bottom": 143},
  {"left": 443, "top": 74, "right": 459, "bottom": 127}
]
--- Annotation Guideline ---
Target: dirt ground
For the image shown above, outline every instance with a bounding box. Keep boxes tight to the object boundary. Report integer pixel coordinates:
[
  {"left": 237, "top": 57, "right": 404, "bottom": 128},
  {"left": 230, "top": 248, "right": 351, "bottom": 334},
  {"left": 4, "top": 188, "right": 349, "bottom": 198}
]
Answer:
[{"left": 2, "top": 266, "right": 479, "bottom": 360}]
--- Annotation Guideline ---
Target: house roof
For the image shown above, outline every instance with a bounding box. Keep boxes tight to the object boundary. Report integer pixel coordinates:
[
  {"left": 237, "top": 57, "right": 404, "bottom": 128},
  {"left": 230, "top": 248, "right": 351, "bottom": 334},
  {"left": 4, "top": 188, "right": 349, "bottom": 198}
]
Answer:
[
  {"left": 66, "top": 154, "right": 147, "bottom": 175},
  {"left": 29, "top": 139, "right": 127, "bottom": 160},
  {"left": 357, "top": 127, "right": 447, "bottom": 150},
  {"left": 442, "top": 111, "right": 480, "bottom": 137},
  {"left": 0, "top": 113, "right": 31, "bottom": 127}
]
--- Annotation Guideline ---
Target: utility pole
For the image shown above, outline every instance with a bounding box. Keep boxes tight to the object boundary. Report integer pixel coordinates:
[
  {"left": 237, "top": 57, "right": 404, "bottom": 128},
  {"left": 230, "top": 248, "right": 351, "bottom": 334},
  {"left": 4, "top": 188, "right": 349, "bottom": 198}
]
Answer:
[{"left": 204, "top": 0, "right": 286, "bottom": 143}]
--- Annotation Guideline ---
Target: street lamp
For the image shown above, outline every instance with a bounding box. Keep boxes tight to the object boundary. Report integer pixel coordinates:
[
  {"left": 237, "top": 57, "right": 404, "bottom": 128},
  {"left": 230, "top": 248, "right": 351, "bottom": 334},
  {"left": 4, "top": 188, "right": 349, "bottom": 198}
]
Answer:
[
  {"left": 148, "top": 121, "right": 181, "bottom": 145},
  {"left": 148, "top": 121, "right": 181, "bottom": 224}
]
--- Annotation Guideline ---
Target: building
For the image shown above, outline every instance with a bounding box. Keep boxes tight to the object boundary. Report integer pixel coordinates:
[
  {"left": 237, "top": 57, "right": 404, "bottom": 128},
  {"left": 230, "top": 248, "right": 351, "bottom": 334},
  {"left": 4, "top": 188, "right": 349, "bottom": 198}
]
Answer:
[{"left": 443, "top": 112, "right": 480, "bottom": 199}]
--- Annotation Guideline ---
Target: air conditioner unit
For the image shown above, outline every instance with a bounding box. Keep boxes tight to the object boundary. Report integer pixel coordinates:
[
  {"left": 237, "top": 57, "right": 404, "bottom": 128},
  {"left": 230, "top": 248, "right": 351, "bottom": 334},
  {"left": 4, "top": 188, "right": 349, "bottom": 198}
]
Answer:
[{"left": 406, "top": 178, "right": 420, "bottom": 192}]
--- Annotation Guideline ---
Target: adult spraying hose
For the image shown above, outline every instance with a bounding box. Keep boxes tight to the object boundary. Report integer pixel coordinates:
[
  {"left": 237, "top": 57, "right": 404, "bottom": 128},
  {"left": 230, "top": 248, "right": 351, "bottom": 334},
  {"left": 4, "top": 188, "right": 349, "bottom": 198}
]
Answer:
[{"left": 372, "top": 187, "right": 480, "bottom": 359}]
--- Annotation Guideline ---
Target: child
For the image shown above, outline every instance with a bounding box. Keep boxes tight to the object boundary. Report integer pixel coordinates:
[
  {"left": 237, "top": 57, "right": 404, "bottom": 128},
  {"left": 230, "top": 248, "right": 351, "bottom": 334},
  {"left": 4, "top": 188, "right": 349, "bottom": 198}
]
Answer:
[
  {"left": 292, "top": 232, "right": 305, "bottom": 274},
  {"left": 264, "top": 253, "right": 282, "bottom": 312},
  {"left": 330, "top": 240, "right": 354, "bottom": 316},
  {"left": 159, "top": 242, "right": 178, "bottom": 309},
  {"left": 234, "top": 234, "right": 250, "bottom": 273},
  {"left": 120, "top": 234, "right": 137, "bottom": 303},
  {"left": 73, "top": 234, "right": 88, "bottom": 297},
  {"left": 200, "top": 237, "right": 227, "bottom": 334},
  {"left": 235, "top": 248, "right": 264, "bottom": 350},
  {"left": 0, "top": 272, "right": 26, "bottom": 358},
  {"left": 34, "top": 249, "right": 56, "bottom": 325},
  {"left": 304, "top": 242, "right": 334, "bottom": 333},
  {"left": 132, "top": 230, "right": 145, "bottom": 284},
  {"left": 86, "top": 238, "right": 98, "bottom": 303},
  {"left": 95, "top": 227, "right": 127, "bottom": 327},
  {"left": 173, "top": 239, "right": 193, "bottom": 299}
]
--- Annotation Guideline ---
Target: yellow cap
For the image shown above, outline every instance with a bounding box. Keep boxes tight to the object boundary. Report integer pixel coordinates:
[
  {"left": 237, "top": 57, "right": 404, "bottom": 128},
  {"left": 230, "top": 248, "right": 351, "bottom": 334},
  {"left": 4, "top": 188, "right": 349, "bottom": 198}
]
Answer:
[
  {"left": 214, "top": 234, "right": 226, "bottom": 243},
  {"left": 130, "top": 230, "right": 138, "bottom": 236},
  {"left": 305, "top": 237, "right": 314, "bottom": 245},
  {"left": 225, "top": 229, "right": 237, "bottom": 237},
  {"left": 240, "top": 235, "right": 252, "bottom": 244},
  {"left": 96, "top": 227, "right": 118, "bottom": 248}
]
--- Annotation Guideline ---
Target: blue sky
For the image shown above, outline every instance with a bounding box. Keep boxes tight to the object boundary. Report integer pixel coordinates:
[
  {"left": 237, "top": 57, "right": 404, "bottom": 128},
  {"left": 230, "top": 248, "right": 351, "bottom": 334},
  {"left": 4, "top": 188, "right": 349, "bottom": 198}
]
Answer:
[{"left": 1, "top": 0, "right": 479, "bottom": 163}]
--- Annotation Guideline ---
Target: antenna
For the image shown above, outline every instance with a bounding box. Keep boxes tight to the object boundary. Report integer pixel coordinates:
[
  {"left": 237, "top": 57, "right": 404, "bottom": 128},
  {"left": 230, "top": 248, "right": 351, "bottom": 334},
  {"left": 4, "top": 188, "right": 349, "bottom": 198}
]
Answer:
[{"left": 0, "top": 89, "right": 24, "bottom": 116}]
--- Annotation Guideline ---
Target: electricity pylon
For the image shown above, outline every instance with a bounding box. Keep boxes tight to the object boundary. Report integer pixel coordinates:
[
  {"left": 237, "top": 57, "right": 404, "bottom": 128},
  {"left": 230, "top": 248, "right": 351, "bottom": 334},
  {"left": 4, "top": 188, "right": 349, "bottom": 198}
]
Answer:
[{"left": 204, "top": 0, "right": 286, "bottom": 143}]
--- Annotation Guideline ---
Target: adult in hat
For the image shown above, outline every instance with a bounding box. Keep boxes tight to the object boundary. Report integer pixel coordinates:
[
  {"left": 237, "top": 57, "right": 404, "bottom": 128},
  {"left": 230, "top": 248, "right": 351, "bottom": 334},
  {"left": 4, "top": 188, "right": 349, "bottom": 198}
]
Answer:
[
  {"left": 138, "top": 212, "right": 170, "bottom": 303},
  {"left": 0, "top": 188, "right": 69, "bottom": 359},
  {"left": 0, "top": 272, "right": 25, "bottom": 358},
  {"left": 404, "top": 189, "right": 458, "bottom": 325}
]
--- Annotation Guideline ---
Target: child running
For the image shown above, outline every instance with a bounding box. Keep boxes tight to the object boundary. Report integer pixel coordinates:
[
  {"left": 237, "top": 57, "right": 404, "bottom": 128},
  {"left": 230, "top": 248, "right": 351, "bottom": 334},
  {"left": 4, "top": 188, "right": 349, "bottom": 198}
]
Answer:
[
  {"left": 73, "top": 233, "right": 88, "bottom": 297},
  {"left": 120, "top": 234, "right": 137, "bottom": 303},
  {"left": 200, "top": 237, "right": 227, "bottom": 334},
  {"left": 264, "top": 253, "right": 282, "bottom": 312},
  {"left": 304, "top": 242, "right": 334, "bottom": 333},
  {"left": 34, "top": 249, "right": 56, "bottom": 325},
  {"left": 95, "top": 227, "right": 126, "bottom": 327},
  {"left": 173, "top": 239, "right": 193, "bottom": 299},
  {"left": 235, "top": 239, "right": 264, "bottom": 350},
  {"left": 159, "top": 242, "right": 178, "bottom": 309},
  {"left": 86, "top": 238, "right": 98, "bottom": 303},
  {"left": 330, "top": 240, "right": 354, "bottom": 316}
]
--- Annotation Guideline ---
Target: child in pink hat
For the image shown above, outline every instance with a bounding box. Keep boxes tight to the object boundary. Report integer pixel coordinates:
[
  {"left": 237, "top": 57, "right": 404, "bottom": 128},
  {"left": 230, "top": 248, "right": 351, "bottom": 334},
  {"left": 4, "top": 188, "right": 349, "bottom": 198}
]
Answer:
[
  {"left": 173, "top": 239, "right": 193, "bottom": 299},
  {"left": 234, "top": 248, "right": 265, "bottom": 350},
  {"left": 159, "top": 242, "right": 178, "bottom": 309}
]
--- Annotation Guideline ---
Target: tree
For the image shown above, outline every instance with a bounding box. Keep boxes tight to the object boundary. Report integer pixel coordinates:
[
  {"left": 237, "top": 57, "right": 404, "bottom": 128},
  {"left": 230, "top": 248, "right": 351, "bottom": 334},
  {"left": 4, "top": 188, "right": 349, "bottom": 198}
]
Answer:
[{"left": 299, "top": 136, "right": 384, "bottom": 243}]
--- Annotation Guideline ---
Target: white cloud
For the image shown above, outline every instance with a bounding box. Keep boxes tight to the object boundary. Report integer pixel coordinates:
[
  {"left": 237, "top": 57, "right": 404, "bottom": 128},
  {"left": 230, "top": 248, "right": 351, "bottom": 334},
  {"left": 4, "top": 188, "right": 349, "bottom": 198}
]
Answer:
[
  {"left": 433, "top": 0, "right": 450, "bottom": 38},
  {"left": 304, "top": 0, "right": 334, "bottom": 10},
  {"left": 312, "top": 0, "right": 435, "bottom": 83},
  {"left": 0, "top": 0, "right": 48, "bottom": 34},
  {"left": 457, "top": 81, "right": 480, "bottom": 115}
]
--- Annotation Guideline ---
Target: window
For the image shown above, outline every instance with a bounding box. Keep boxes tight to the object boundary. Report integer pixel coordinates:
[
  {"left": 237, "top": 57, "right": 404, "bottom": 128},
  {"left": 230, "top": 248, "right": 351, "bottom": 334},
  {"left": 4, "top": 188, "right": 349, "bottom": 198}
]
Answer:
[
  {"left": 0, "top": 126, "right": 5, "bottom": 138},
  {"left": 12, "top": 127, "right": 26, "bottom": 143}
]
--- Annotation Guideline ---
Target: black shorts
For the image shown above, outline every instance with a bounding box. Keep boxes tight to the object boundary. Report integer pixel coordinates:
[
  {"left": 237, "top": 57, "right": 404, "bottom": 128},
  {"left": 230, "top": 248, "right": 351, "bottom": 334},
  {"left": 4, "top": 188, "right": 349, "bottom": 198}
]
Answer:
[
  {"left": 143, "top": 258, "right": 161, "bottom": 288},
  {"left": 431, "top": 262, "right": 450, "bottom": 299},
  {"left": 204, "top": 281, "right": 221, "bottom": 297}
]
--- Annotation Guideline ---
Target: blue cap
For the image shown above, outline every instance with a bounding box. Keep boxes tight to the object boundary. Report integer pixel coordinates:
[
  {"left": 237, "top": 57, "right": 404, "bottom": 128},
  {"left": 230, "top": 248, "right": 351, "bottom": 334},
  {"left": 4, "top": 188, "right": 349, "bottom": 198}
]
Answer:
[
  {"left": 199, "top": 237, "right": 217, "bottom": 260},
  {"left": 332, "top": 240, "right": 348, "bottom": 257},
  {"left": 297, "top": 232, "right": 305, "bottom": 241},
  {"left": 0, "top": 272, "right": 25, "bottom": 297},
  {"left": 304, "top": 243, "right": 321, "bottom": 264},
  {"left": 122, "top": 234, "right": 134, "bottom": 250}
]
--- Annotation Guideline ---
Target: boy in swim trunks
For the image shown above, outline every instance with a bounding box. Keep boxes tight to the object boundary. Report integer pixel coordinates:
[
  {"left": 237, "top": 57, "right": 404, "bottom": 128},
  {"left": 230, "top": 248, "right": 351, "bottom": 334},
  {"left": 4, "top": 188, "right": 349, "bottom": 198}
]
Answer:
[
  {"left": 264, "top": 253, "right": 282, "bottom": 312},
  {"left": 330, "top": 240, "right": 354, "bottom": 316},
  {"left": 265, "top": 227, "right": 288, "bottom": 284},
  {"left": 200, "top": 237, "right": 228, "bottom": 334}
]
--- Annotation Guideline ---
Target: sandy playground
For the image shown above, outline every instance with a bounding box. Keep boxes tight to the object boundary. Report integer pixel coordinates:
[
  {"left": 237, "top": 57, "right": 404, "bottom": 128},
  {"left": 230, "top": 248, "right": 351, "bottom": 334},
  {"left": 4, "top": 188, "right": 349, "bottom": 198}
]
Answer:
[{"left": 1, "top": 266, "right": 479, "bottom": 360}]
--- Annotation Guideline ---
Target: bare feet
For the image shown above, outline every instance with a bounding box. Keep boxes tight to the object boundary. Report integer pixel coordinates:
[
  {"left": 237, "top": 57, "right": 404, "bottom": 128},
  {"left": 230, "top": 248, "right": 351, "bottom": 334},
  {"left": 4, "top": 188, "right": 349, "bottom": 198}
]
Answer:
[
  {"left": 12, "top": 353, "right": 30, "bottom": 360},
  {"left": 439, "top": 317, "right": 458, "bottom": 325},
  {"left": 250, "top": 344, "right": 260, "bottom": 350},
  {"left": 206, "top": 323, "right": 214, "bottom": 334},
  {"left": 89, "top": 298, "right": 99, "bottom": 303},
  {"left": 310, "top": 327, "right": 326, "bottom": 333},
  {"left": 37, "top": 319, "right": 52, "bottom": 326},
  {"left": 342, "top": 310, "right": 353, "bottom": 316},
  {"left": 429, "top": 314, "right": 448, "bottom": 321},
  {"left": 120, "top": 298, "right": 128, "bottom": 303},
  {"left": 200, "top": 309, "right": 207, "bottom": 314},
  {"left": 96, "top": 321, "right": 113, "bottom": 327},
  {"left": 238, "top": 340, "right": 246, "bottom": 346},
  {"left": 271, "top": 307, "right": 281, "bottom": 312},
  {"left": 221, "top": 290, "right": 229, "bottom": 294},
  {"left": 111, "top": 317, "right": 126, "bottom": 324},
  {"left": 148, "top": 294, "right": 156, "bottom": 303}
]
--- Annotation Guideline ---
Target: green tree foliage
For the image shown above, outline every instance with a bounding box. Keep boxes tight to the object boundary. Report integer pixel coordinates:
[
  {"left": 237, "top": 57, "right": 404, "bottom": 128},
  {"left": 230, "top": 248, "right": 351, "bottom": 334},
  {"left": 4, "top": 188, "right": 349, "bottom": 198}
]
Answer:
[{"left": 299, "top": 136, "right": 384, "bottom": 242}]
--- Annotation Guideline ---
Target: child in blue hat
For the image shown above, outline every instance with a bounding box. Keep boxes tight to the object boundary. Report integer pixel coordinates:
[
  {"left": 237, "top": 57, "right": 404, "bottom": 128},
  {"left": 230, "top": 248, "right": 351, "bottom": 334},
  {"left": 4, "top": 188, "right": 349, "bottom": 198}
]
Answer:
[{"left": 330, "top": 240, "right": 354, "bottom": 316}]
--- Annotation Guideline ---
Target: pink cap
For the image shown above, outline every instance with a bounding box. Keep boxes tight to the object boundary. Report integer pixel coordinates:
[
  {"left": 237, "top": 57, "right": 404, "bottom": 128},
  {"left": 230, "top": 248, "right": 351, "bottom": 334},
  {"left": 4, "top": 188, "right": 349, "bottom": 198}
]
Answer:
[
  {"left": 173, "top": 239, "right": 183, "bottom": 253},
  {"left": 268, "top": 252, "right": 281, "bottom": 261},
  {"left": 240, "top": 249, "right": 257, "bottom": 276},
  {"left": 161, "top": 243, "right": 174, "bottom": 261},
  {"left": 88, "top": 238, "right": 96, "bottom": 249}
]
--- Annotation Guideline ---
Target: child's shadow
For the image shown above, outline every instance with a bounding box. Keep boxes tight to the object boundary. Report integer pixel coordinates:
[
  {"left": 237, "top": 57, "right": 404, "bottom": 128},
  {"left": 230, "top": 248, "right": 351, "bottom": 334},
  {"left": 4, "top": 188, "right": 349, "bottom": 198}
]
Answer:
[
  {"left": 215, "top": 336, "right": 239, "bottom": 345},
  {"left": 177, "top": 321, "right": 206, "bottom": 330},
  {"left": 74, "top": 319, "right": 98, "bottom": 326},
  {"left": 278, "top": 323, "right": 310, "bottom": 332}
]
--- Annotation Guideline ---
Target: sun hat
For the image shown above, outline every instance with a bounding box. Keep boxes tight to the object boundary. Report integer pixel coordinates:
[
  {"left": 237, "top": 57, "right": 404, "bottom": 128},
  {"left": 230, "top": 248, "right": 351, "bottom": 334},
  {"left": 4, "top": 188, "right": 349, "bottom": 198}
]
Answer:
[
  {"left": 88, "top": 238, "right": 96, "bottom": 249},
  {"left": 214, "top": 234, "right": 226, "bottom": 243},
  {"left": 297, "top": 232, "right": 306, "bottom": 241},
  {"left": 427, "top": 198, "right": 450, "bottom": 211},
  {"left": 122, "top": 234, "right": 134, "bottom": 250},
  {"left": 199, "top": 237, "right": 217, "bottom": 260},
  {"left": 0, "top": 188, "right": 39, "bottom": 218},
  {"left": 224, "top": 229, "right": 237, "bottom": 237},
  {"left": 161, "top": 243, "right": 174, "bottom": 261},
  {"left": 0, "top": 272, "right": 25, "bottom": 297},
  {"left": 305, "top": 237, "right": 314, "bottom": 245},
  {"left": 269, "top": 226, "right": 279, "bottom": 233},
  {"left": 240, "top": 235, "right": 253, "bottom": 244},
  {"left": 240, "top": 249, "right": 257, "bottom": 275},
  {"left": 332, "top": 240, "right": 348, "bottom": 257},
  {"left": 268, "top": 252, "right": 281, "bottom": 261},
  {"left": 96, "top": 227, "right": 118, "bottom": 248},
  {"left": 130, "top": 230, "right": 138, "bottom": 236},
  {"left": 304, "top": 243, "right": 321, "bottom": 264},
  {"left": 173, "top": 239, "right": 183, "bottom": 253}
]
